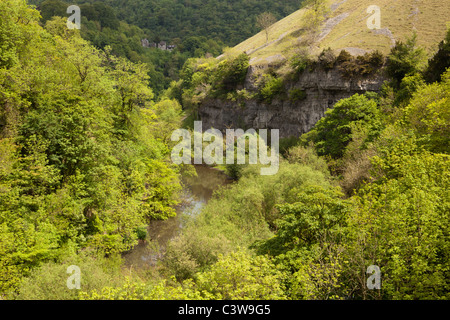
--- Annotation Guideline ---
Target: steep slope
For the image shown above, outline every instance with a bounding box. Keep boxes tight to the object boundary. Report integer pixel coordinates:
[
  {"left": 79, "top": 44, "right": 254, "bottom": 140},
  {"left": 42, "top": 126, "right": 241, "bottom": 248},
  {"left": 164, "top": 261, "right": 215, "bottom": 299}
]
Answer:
[
  {"left": 198, "top": 0, "right": 449, "bottom": 138},
  {"left": 235, "top": 0, "right": 450, "bottom": 66}
]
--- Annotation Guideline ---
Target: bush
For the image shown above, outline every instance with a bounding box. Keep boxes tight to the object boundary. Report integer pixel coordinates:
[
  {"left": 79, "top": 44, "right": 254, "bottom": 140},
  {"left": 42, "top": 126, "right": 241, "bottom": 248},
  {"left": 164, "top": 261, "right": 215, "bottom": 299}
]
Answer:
[
  {"left": 318, "top": 47, "right": 336, "bottom": 70},
  {"left": 337, "top": 50, "right": 385, "bottom": 78},
  {"left": 215, "top": 53, "right": 250, "bottom": 92},
  {"left": 345, "top": 151, "right": 450, "bottom": 299},
  {"left": 225, "top": 163, "right": 246, "bottom": 180},
  {"left": 290, "top": 50, "right": 313, "bottom": 73},
  {"left": 195, "top": 250, "right": 287, "bottom": 299},
  {"left": 135, "top": 226, "right": 147, "bottom": 241},
  {"left": 288, "top": 88, "right": 307, "bottom": 102},
  {"left": 302, "top": 93, "right": 384, "bottom": 159},
  {"left": 14, "top": 253, "right": 123, "bottom": 300},
  {"left": 285, "top": 145, "right": 329, "bottom": 176},
  {"left": 386, "top": 33, "right": 426, "bottom": 87},
  {"left": 162, "top": 231, "right": 232, "bottom": 281},
  {"left": 423, "top": 27, "right": 450, "bottom": 83},
  {"left": 402, "top": 69, "right": 450, "bottom": 153},
  {"left": 258, "top": 74, "right": 284, "bottom": 103},
  {"left": 336, "top": 50, "right": 352, "bottom": 64}
]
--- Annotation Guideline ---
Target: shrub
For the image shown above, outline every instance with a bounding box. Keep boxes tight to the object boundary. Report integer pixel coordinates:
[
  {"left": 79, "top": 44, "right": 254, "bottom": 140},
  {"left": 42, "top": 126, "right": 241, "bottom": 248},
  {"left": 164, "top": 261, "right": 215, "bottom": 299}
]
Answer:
[
  {"left": 345, "top": 151, "right": 450, "bottom": 299},
  {"left": 386, "top": 32, "right": 426, "bottom": 87},
  {"left": 336, "top": 50, "right": 352, "bottom": 64},
  {"left": 302, "top": 93, "right": 384, "bottom": 159},
  {"left": 288, "top": 88, "right": 307, "bottom": 102},
  {"left": 318, "top": 47, "right": 336, "bottom": 70},
  {"left": 423, "top": 27, "right": 450, "bottom": 83},
  {"left": 338, "top": 50, "right": 385, "bottom": 78},
  {"left": 195, "top": 250, "right": 287, "bottom": 299},
  {"left": 162, "top": 231, "right": 233, "bottom": 281},
  {"left": 285, "top": 145, "right": 329, "bottom": 176},
  {"left": 214, "top": 53, "right": 250, "bottom": 92},
  {"left": 135, "top": 226, "right": 147, "bottom": 241},
  {"left": 258, "top": 74, "right": 284, "bottom": 103},
  {"left": 14, "top": 253, "right": 123, "bottom": 300},
  {"left": 290, "top": 47, "right": 313, "bottom": 73}
]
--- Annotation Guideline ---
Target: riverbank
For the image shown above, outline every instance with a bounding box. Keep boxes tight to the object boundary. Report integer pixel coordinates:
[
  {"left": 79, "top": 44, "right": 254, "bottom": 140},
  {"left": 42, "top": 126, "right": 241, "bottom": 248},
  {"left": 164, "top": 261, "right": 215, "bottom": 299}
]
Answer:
[{"left": 121, "top": 164, "right": 232, "bottom": 270}]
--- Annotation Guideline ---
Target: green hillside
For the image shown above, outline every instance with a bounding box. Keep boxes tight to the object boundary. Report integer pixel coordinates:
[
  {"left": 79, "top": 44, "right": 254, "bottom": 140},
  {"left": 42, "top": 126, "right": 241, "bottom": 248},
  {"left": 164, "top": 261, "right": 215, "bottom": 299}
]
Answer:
[
  {"left": 1, "top": 0, "right": 450, "bottom": 303},
  {"left": 234, "top": 0, "right": 450, "bottom": 65}
]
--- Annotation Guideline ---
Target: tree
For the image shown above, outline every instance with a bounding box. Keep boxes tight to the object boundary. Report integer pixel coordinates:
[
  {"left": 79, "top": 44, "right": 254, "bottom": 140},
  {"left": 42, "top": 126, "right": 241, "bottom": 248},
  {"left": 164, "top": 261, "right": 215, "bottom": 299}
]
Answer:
[
  {"left": 424, "top": 27, "right": 450, "bottom": 83},
  {"left": 403, "top": 68, "right": 450, "bottom": 153},
  {"left": 256, "top": 12, "right": 277, "bottom": 43},
  {"left": 0, "top": 1, "right": 184, "bottom": 296},
  {"left": 386, "top": 32, "right": 427, "bottom": 87},
  {"left": 302, "top": 93, "right": 384, "bottom": 159},
  {"left": 195, "top": 250, "right": 287, "bottom": 299},
  {"left": 345, "top": 150, "right": 450, "bottom": 299},
  {"left": 301, "top": 0, "right": 330, "bottom": 38}
]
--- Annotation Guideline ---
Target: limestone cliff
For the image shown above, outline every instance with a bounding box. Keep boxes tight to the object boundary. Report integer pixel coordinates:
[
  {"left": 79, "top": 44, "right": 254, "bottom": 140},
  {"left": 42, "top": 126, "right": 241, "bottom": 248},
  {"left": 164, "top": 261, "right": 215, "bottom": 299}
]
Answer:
[{"left": 198, "top": 66, "right": 386, "bottom": 138}]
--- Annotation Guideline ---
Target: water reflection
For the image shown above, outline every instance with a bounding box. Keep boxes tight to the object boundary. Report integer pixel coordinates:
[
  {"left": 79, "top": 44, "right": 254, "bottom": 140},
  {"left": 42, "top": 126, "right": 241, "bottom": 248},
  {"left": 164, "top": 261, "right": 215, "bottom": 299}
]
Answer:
[{"left": 122, "top": 165, "right": 231, "bottom": 269}]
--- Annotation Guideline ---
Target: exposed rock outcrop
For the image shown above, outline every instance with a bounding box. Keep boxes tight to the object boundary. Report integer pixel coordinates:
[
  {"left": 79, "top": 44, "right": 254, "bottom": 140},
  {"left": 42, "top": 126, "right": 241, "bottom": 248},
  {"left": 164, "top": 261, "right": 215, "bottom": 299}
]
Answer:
[{"left": 198, "top": 67, "right": 385, "bottom": 138}]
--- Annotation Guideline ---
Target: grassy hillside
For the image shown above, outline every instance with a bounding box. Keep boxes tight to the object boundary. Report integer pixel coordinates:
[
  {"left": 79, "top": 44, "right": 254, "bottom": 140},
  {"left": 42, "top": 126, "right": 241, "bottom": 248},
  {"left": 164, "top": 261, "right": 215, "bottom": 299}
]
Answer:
[{"left": 234, "top": 0, "right": 450, "bottom": 65}]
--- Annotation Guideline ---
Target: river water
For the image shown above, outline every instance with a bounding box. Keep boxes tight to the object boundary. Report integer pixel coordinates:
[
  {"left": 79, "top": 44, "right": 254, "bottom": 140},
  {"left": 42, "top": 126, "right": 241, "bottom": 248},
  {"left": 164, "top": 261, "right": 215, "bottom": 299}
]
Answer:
[{"left": 122, "top": 165, "right": 231, "bottom": 269}]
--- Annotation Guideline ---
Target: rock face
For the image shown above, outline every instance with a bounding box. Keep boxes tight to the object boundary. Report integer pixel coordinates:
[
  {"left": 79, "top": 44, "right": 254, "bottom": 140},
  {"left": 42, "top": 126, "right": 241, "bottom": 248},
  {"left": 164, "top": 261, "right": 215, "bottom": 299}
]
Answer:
[{"left": 198, "top": 66, "right": 386, "bottom": 138}]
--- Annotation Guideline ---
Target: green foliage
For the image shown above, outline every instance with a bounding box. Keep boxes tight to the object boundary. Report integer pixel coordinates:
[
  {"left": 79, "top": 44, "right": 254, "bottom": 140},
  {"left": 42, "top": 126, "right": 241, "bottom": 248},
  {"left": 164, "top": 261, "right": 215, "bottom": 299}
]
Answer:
[
  {"left": 258, "top": 74, "right": 284, "bottom": 103},
  {"left": 195, "top": 250, "right": 287, "bottom": 299},
  {"left": 214, "top": 53, "right": 250, "bottom": 92},
  {"left": 285, "top": 145, "right": 329, "bottom": 176},
  {"left": 288, "top": 88, "right": 307, "bottom": 102},
  {"left": 424, "top": 27, "right": 450, "bottom": 83},
  {"left": 337, "top": 50, "right": 385, "bottom": 78},
  {"left": 386, "top": 32, "right": 427, "bottom": 87},
  {"left": 301, "top": 0, "right": 330, "bottom": 37},
  {"left": 392, "top": 73, "right": 425, "bottom": 106},
  {"left": 162, "top": 161, "right": 332, "bottom": 281},
  {"left": 3, "top": 0, "right": 450, "bottom": 302},
  {"left": 290, "top": 49, "right": 313, "bottom": 73},
  {"left": 174, "top": 52, "right": 250, "bottom": 109},
  {"left": 346, "top": 150, "right": 450, "bottom": 299},
  {"left": 279, "top": 136, "right": 300, "bottom": 156},
  {"left": 79, "top": 276, "right": 207, "bottom": 300},
  {"left": 255, "top": 185, "right": 349, "bottom": 257},
  {"left": 69, "top": 0, "right": 301, "bottom": 47},
  {"left": 254, "top": 184, "right": 350, "bottom": 299},
  {"left": 14, "top": 252, "right": 123, "bottom": 300},
  {"left": 302, "top": 93, "right": 384, "bottom": 159},
  {"left": 401, "top": 69, "right": 450, "bottom": 153},
  {"left": 40, "top": 0, "right": 120, "bottom": 30},
  {"left": 162, "top": 231, "right": 233, "bottom": 281},
  {"left": 0, "top": 1, "right": 182, "bottom": 295}
]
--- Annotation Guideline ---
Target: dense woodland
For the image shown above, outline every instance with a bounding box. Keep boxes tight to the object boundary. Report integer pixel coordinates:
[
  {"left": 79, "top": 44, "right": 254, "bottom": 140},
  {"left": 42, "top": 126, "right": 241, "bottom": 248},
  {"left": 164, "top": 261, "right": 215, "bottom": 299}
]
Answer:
[
  {"left": 30, "top": 0, "right": 301, "bottom": 45},
  {"left": 26, "top": 0, "right": 303, "bottom": 97},
  {"left": 1, "top": 0, "right": 450, "bottom": 300}
]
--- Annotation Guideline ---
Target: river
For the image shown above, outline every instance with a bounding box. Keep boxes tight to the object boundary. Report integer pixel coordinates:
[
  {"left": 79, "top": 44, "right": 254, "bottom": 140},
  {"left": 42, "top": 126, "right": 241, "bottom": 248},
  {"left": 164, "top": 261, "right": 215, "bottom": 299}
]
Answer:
[{"left": 122, "top": 165, "right": 231, "bottom": 269}]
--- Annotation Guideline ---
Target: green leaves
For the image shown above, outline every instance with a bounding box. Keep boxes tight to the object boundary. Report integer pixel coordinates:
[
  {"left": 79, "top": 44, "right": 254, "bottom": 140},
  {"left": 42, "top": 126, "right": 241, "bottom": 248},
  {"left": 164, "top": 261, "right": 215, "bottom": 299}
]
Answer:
[
  {"left": 303, "top": 93, "right": 384, "bottom": 159},
  {"left": 346, "top": 151, "right": 450, "bottom": 299},
  {"left": 0, "top": 0, "right": 184, "bottom": 295},
  {"left": 258, "top": 74, "right": 284, "bottom": 104},
  {"left": 386, "top": 32, "right": 427, "bottom": 88},
  {"left": 195, "top": 250, "right": 287, "bottom": 300}
]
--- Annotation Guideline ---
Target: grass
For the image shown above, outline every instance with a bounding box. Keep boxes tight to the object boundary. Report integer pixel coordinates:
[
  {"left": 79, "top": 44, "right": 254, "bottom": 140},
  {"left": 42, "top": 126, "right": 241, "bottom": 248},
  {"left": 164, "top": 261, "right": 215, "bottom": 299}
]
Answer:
[{"left": 232, "top": 0, "right": 450, "bottom": 66}]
